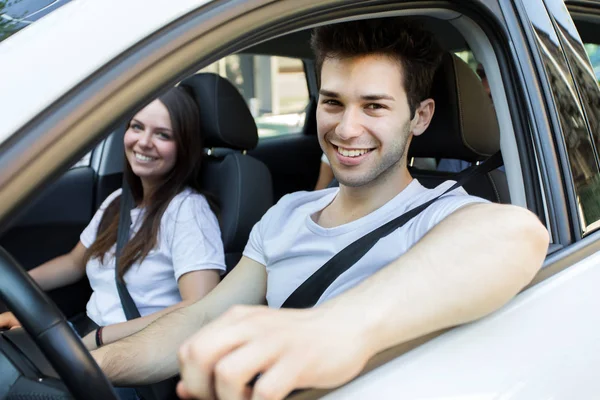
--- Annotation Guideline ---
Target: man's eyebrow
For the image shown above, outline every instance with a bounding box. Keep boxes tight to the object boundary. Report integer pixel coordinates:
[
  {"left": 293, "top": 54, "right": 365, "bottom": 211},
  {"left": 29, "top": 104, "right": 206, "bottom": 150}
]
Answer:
[
  {"left": 361, "top": 94, "right": 395, "bottom": 101},
  {"left": 319, "top": 89, "right": 339, "bottom": 97},
  {"left": 319, "top": 90, "right": 395, "bottom": 101}
]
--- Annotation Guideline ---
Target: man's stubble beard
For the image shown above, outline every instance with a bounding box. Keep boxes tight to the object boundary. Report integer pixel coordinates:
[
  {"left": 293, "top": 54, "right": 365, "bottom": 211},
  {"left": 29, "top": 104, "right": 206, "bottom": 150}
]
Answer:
[{"left": 334, "top": 120, "right": 412, "bottom": 188}]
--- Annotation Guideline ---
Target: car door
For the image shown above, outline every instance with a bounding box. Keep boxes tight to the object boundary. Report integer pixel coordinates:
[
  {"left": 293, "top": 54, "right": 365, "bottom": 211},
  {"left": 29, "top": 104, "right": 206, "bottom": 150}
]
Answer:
[{"left": 0, "top": 153, "right": 96, "bottom": 317}]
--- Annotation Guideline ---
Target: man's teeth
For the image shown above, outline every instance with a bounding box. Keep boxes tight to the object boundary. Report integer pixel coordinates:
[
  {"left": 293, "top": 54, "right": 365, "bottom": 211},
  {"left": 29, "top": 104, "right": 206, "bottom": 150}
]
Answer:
[
  {"left": 135, "top": 152, "right": 156, "bottom": 162},
  {"left": 337, "top": 147, "right": 370, "bottom": 157}
]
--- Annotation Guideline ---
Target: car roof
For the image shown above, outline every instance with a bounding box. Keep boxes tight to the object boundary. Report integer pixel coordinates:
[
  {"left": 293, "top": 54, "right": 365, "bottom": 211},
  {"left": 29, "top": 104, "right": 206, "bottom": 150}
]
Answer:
[
  {"left": 0, "top": 0, "right": 477, "bottom": 146},
  {"left": 243, "top": 17, "right": 469, "bottom": 59},
  {"left": 0, "top": 0, "right": 212, "bottom": 145}
]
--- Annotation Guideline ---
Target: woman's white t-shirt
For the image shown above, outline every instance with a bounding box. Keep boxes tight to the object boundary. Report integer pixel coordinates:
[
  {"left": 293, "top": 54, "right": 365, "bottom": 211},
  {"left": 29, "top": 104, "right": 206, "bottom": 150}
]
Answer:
[{"left": 80, "top": 188, "right": 226, "bottom": 326}]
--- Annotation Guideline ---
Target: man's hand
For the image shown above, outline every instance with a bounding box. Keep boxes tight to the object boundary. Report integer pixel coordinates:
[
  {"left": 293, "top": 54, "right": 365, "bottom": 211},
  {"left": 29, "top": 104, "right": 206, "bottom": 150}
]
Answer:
[
  {"left": 176, "top": 305, "right": 372, "bottom": 400},
  {"left": 0, "top": 312, "right": 21, "bottom": 330}
]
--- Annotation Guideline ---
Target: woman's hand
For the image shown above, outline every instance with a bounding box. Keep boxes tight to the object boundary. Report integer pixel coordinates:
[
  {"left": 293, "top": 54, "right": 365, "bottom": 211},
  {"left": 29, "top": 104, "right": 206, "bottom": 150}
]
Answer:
[{"left": 0, "top": 312, "right": 21, "bottom": 330}]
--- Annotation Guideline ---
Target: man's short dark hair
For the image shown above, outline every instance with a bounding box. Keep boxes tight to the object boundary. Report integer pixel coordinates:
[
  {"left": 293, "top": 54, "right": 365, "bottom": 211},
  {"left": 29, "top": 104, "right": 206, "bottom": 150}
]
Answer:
[{"left": 311, "top": 17, "right": 443, "bottom": 117}]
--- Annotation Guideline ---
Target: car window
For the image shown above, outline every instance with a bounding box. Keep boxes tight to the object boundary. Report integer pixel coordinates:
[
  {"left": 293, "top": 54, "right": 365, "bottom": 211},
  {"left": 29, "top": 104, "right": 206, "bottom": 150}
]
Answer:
[
  {"left": 584, "top": 44, "right": 600, "bottom": 85},
  {"left": 199, "top": 55, "right": 309, "bottom": 138},
  {"left": 0, "top": 0, "right": 71, "bottom": 42},
  {"left": 0, "top": 0, "right": 20, "bottom": 41},
  {"left": 547, "top": 5, "right": 600, "bottom": 235},
  {"left": 454, "top": 50, "right": 478, "bottom": 72},
  {"left": 71, "top": 152, "right": 91, "bottom": 168}
]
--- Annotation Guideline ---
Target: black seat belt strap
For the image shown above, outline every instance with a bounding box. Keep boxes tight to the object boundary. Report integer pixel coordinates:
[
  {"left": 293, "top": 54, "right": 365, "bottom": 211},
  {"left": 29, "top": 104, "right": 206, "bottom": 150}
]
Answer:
[
  {"left": 115, "top": 178, "right": 141, "bottom": 320},
  {"left": 281, "top": 151, "right": 503, "bottom": 309},
  {"left": 114, "top": 178, "right": 171, "bottom": 400}
]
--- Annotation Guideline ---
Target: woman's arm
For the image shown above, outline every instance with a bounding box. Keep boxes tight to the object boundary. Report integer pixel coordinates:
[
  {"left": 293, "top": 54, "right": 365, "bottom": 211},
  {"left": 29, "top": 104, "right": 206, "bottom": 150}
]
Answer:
[
  {"left": 1, "top": 242, "right": 88, "bottom": 329},
  {"left": 82, "top": 269, "right": 220, "bottom": 350},
  {"left": 29, "top": 241, "right": 88, "bottom": 291}
]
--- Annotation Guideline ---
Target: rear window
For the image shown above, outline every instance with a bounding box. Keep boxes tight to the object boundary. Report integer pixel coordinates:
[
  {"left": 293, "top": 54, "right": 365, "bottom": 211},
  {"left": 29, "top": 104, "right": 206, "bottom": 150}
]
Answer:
[{"left": 200, "top": 55, "right": 310, "bottom": 138}]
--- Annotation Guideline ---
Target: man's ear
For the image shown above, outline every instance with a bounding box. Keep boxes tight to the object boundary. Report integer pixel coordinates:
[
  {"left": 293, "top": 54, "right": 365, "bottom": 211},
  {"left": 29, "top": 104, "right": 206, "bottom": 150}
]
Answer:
[{"left": 410, "top": 98, "right": 435, "bottom": 137}]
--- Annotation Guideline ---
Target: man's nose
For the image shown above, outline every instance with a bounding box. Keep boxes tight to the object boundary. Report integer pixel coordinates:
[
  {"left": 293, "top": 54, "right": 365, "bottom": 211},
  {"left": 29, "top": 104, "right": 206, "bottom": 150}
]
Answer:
[{"left": 335, "top": 107, "right": 363, "bottom": 140}]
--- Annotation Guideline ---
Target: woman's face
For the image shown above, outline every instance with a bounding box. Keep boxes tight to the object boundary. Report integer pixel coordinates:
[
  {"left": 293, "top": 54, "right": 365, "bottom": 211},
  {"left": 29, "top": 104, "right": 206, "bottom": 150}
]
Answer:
[{"left": 124, "top": 99, "right": 178, "bottom": 189}]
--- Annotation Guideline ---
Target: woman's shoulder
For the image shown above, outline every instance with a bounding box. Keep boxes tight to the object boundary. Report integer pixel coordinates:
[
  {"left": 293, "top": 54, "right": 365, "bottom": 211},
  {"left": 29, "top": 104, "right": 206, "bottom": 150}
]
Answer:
[
  {"left": 99, "top": 188, "right": 123, "bottom": 210},
  {"left": 165, "top": 187, "right": 212, "bottom": 217}
]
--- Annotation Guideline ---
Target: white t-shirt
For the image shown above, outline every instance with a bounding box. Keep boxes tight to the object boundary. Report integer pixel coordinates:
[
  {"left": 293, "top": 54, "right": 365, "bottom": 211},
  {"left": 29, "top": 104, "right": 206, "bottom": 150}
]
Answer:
[
  {"left": 80, "top": 188, "right": 226, "bottom": 326},
  {"left": 243, "top": 180, "right": 487, "bottom": 308}
]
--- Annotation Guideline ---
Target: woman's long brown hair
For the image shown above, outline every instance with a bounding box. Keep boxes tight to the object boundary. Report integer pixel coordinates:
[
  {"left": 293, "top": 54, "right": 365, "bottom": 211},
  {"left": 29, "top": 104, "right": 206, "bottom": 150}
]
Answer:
[{"left": 84, "top": 86, "right": 218, "bottom": 278}]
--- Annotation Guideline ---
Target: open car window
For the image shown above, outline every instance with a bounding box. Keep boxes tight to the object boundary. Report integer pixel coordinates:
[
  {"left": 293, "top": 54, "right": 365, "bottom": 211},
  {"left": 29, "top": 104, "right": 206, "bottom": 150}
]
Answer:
[{"left": 199, "top": 55, "right": 310, "bottom": 138}]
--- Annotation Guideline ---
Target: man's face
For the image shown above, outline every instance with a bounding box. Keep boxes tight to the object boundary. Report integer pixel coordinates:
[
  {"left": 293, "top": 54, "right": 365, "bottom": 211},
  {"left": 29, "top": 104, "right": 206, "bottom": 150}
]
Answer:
[{"left": 316, "top": 54, "right": 414, "bottom": 188}]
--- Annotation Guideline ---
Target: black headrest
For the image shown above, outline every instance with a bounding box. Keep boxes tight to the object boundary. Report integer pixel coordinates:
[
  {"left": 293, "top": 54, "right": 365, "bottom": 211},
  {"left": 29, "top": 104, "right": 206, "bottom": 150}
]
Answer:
[
  {"left": 180, "top": 73, "right": 258, "bottom": 151},
  {"left": 409, "top": 53, "right": 500, "bottom": 162}
]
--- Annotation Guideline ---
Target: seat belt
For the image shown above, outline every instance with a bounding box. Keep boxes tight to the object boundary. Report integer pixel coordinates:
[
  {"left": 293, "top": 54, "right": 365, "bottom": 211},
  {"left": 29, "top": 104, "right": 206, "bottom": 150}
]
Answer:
[
  {"left": 115, "top": 178, "right": 140, "bottom": 320},
  {"left": 114, "top": 178, "right": 177, "bottom": 400},
  {"left": 281, "top": 151, "right": 503, "bottom": 309}
]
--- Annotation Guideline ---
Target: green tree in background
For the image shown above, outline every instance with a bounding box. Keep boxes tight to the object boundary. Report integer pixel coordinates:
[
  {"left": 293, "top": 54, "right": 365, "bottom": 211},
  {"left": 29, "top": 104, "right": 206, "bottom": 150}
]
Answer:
[{"left": 0, "top": 0, "right": 21, "bottom": 42}]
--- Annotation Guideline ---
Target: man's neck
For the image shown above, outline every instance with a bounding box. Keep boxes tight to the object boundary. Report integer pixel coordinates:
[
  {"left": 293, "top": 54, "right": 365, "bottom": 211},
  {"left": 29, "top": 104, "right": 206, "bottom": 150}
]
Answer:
[{"left": 315, "top": 166, "right": 413, "bottom": 228}]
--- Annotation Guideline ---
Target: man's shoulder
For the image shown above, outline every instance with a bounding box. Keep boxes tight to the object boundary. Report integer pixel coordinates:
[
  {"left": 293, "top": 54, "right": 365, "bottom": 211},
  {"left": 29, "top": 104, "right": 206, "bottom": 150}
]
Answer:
[
  {"left": 258, "top": 188, "right": 338, "bottom": 230},
  {"left": 271, "top": 188, "right": 337, "bottom": 213},
  {"left": 408, "top": 179, "right": 488, "bottom": 230},
  {"left": 411, "top": 179, "right": 480, "bottom": 203}
]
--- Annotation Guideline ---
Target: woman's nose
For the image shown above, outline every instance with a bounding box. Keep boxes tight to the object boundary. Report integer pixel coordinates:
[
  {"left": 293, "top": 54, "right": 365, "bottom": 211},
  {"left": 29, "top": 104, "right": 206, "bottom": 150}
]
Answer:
[{"left": 138, "top": 131, "right": 153, "bottom": 147}]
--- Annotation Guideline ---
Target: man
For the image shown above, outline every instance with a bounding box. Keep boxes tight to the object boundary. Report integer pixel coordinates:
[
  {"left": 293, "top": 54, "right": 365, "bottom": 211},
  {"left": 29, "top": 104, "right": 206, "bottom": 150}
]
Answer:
[{"left": 93, "top": 18, "right": 548, "bottom": 400}]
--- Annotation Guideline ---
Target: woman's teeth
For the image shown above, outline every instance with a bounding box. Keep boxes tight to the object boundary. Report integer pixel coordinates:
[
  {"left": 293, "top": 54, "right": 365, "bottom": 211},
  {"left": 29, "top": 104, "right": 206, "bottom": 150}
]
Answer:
[{"left": 135, "top": 152, "right": 156, "bottom": 162}]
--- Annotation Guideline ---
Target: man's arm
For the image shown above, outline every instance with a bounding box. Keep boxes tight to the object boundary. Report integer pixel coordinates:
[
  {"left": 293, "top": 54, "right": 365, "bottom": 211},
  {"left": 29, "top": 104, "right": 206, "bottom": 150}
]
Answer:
[
  {"left": 176, "top": 203, "right": 549, "bottom": 400},
  {"left": 332, "top": 203, "right": 548, "bottom": 349},
  {"left": 92, "top": 256, "right": 267, "bottom": 385}
]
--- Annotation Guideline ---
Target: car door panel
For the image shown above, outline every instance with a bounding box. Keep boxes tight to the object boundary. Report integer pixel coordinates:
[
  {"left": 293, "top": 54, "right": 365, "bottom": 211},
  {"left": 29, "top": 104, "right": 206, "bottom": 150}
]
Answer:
[{"left": 0, "top": 167, "right": 95, "bottom": 317}]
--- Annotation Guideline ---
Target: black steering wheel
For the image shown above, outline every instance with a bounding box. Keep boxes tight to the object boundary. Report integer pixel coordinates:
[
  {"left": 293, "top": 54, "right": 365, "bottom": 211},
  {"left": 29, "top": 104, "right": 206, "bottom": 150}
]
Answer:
[{"left": 0, "top": 247, "right": 117, "bottom": 400}]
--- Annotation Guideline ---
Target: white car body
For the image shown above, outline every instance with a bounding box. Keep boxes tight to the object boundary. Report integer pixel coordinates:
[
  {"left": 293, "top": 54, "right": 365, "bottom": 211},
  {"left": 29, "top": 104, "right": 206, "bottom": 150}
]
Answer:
[
  {"left": 0, "top": 0, "right": 209, "bottom": 142},
  {"left": 1, "top": 0, "right": 599, "bottom": 399}
]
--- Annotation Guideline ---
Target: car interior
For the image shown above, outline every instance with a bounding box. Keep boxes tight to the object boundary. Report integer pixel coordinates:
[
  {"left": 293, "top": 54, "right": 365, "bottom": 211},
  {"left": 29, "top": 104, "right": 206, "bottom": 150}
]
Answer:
[
  {"left": 0, "top": 14, "right": 515, "bottom": 317},
  {"left": 1, "top": 4, "right": 598, "bottom": 398}
]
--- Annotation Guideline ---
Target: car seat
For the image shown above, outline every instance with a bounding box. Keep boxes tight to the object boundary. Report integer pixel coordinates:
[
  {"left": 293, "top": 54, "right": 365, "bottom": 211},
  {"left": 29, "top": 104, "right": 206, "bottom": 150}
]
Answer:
[
  {"left": 180, "top": 73, "right": 274, "bottom": 270},
  {"left": 409, "top": 52, "right": 510, "bottom": 203}
]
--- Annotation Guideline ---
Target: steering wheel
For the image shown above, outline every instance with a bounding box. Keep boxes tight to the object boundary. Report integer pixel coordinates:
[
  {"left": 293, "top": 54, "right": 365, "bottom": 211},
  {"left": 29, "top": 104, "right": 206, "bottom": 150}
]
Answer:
[{"left": 0, "top": 247, "right": 117, "bottom": 400}]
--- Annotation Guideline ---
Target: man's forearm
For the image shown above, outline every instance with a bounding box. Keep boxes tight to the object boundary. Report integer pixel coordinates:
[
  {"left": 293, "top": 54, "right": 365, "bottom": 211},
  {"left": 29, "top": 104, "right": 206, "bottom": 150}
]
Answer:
[
  {"left": 92, "top": 257, "right": 269, "bottom": 385},
  {"left": 321, "top": 203, "right": 549, "bottom": 359},
  {"left": 93, "top": 303, "right": 209, "bottom": 385}
]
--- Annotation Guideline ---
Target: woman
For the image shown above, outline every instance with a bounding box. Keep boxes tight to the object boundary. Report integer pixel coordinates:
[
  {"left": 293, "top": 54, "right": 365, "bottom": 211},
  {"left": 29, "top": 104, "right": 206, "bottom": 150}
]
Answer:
[{"left": 0, "top": 86, "right": 226, "bottom": 350}]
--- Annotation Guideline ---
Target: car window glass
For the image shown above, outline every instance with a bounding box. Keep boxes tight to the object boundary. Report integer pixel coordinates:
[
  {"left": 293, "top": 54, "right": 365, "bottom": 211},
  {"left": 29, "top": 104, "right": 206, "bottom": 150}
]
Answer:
[
  {"left": 544, "top": 4, "right": 600, "bottom": 235},
  {"left": 71, "top": 152, "right": 91, "bottom": 168},
  {"left": 199, "top": 55, "right": 309, "bottom": 138},
  {"left": 584, "top": 44, "right": 600, "bottom": 85},
  {"left": 0, "top": 0, "right": 71, "bottom": 42},
  {"left": 454, "top": 50, "right": 478, "bottom": 71}
]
